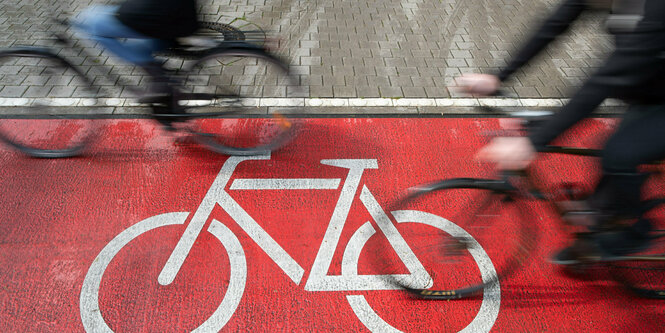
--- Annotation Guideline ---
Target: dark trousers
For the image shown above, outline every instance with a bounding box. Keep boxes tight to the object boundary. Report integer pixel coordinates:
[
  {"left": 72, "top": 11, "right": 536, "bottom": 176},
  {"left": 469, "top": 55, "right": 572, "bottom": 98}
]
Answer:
[{"left": 594, "top": 104, "right": 665, "bottom": 233}]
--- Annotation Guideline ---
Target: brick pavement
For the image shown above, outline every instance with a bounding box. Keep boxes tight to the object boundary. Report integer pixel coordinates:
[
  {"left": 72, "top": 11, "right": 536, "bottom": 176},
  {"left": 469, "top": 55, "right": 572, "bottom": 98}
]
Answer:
[{"left": 0, "top": 0, "right": 618, "bottom": 114}]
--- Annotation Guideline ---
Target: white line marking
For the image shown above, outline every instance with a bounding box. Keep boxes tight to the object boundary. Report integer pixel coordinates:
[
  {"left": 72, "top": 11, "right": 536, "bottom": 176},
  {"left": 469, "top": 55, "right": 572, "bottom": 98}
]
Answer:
[
  {"left": 230, "top": 178, "right": 341, "bottom": 190},
  {"left": 219, "top": 182, "right": 305, "bottom": 284},
  {"left": 347, "top": 295, "right": 402, "bottom": 333},
  {"left": 0, "top": 97, "right": 628, "bottom": 108}
]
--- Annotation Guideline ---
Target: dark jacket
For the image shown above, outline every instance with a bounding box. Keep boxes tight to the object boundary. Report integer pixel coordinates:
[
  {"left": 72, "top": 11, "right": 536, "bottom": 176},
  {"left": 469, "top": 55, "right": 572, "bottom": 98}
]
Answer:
[
  {"left": 496, "top": 0, "right": 665, "bottom": 149},
  {"left": 116, "top": 0, "right": 199, "bottom": 39}
]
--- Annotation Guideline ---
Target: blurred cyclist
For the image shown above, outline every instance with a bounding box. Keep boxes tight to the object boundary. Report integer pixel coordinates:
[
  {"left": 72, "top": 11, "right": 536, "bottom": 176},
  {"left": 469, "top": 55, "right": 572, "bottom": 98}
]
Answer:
[
  {"left": 74, "top": 0, "right": 199, "bottom": 98},
  {"left": 456, "top": 0, "right": 665, "bottom": 264}
]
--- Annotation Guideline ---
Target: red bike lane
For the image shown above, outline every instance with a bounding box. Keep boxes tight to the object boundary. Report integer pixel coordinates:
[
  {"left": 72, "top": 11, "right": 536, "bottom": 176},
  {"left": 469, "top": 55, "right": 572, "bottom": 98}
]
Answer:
[{"left": 0, "top": 117, "right": 663, "bottom": 332}]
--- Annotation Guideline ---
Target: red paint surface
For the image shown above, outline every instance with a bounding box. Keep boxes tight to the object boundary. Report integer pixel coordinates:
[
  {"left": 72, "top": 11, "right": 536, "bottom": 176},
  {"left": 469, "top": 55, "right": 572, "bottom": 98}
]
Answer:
[{"left": 0, "top": 118, "right": 663, "bottom": 332}]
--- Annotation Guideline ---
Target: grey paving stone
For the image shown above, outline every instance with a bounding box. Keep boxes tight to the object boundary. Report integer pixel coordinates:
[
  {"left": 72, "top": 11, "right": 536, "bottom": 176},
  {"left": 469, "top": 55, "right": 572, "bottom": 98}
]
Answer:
[
  {"left": 0, "top": 86, "right": 27, "bottom": 97},
  {"left": 513, "top": 86, "right": 542, "bottom": 98},
  {"left": 23, "top": 86, "right": 52, "bottom": 97},
  {"left": 332, "top": 85, "right": 355, "bottom": 97},
  {"left": 356, "top": 86, "right": 380, "bottom": 98},
  {"left": 412, "top": 77, "right": 435, "bottom": 87},
  {"left": 310, "top": 85, "right": 333, "bottom": 97},
  {"left": 402, "top": 87, "right": 427, "bottom": 98},
  {"left": 49, "top": 85, "right": 77, "bottom": 97},
  {"left": 0, "top": 0, "right": 619, "bottom": 113},
  {"left": 379, "top": 86, "right": 402, "bottom": 98},
  {"left": 424, "top": 86, "right": 449, "bottom": 98},
  {"left": 323, "top": 75, "right": 345, "bottom": 86}
]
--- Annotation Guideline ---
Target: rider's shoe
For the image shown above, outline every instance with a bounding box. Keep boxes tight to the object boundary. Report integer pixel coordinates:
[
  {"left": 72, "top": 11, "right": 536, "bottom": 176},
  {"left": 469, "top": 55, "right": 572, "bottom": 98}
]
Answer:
[
  {"left": 595, "top": 221, "right": 652, "bottom": 256},
  {"left": 135, "top": 80, "right": 174, "bottom": 105},
  {"left": 136, "top": 88, "right": 172, "bottom": 104},
  {"left": 559, "top": 197, "right": 614, "bottom": 228},
  {"left": 152, "top": 104, "right": 185, "bottom": 132},
  {"left": 561, "top": 208, "right": 601, "bottom": 227},
  {"left": 550, "top": 221, "right": 652, "bottom": 265},
  {"left": 550, "top": 236, "right": 607, "bottom": 265},
  {"left": 550, "top": 246, "right": 582, "bottom": 265},
  {"left": 136, "top": 61, "right": 176, "bottom": 105}
]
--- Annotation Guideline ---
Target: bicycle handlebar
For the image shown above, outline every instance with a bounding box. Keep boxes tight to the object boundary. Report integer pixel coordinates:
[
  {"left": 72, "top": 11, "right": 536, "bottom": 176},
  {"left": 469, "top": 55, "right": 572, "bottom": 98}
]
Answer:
[{"left": 475, "top": 96, "right": 603, "bottom": 157}]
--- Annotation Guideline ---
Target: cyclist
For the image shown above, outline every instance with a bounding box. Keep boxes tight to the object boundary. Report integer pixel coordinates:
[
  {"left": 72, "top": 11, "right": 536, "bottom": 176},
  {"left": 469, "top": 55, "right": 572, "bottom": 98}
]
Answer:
[
  {"left": 456, "top": 0, "right": 665, "bottom": 263},
  {"left": 74, "top": 0, "right": 199, "bottom": 98}
]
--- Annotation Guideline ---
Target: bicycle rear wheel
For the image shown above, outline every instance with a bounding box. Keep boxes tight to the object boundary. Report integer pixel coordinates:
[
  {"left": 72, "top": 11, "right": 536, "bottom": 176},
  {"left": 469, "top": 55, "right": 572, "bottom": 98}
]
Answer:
[
  {"left": 179, "top": 48, "right": 303, "bottom": 155},
  {"left": 610, "top": 198, "right": 665, "bottom": 299},
  {"left": 372, "top": 178, "right": 537, "bottom": 299},
  {"left": 0, "top": 49, "right": 96, "bottom": 158}
]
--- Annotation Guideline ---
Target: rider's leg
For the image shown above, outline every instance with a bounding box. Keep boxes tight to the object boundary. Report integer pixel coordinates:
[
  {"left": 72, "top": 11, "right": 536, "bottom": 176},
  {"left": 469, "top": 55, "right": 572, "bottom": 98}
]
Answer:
[
  {"left": 74, "top": 6, "right": 172, "bottom": 99},
  {"left": 74, "top": 6, "right": 167, "bottom": 65},
  {"left": 594, "top": 104, "right": 665, "bottom": 253},
  {"left": 552, "top": 104, "right": 665, "bottom": 263}
]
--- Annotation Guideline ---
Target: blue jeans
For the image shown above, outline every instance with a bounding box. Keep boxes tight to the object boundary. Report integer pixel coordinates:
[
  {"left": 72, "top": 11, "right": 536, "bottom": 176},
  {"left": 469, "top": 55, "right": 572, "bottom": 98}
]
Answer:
[{"left": 74, "top": 6, "right": 168, "bottom": 65}]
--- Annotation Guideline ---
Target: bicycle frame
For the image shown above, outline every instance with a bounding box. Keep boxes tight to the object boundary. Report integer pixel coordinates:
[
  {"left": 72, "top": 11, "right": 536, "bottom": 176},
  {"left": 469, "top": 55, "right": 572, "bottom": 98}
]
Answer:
[{"left": 496, "top": 142, "right": 665, "bottom": 262}]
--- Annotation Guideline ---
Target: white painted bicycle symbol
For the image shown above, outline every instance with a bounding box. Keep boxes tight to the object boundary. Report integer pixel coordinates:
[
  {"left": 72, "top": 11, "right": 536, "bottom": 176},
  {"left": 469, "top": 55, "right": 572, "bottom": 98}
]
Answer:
[{"left": 80, "top": 154, "right": 500, "bottom": 332}]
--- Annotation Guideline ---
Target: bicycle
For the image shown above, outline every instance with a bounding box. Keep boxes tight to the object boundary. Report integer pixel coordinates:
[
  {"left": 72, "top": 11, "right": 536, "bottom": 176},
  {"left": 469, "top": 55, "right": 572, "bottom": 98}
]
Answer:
[
  {"left": 374, "top": 107, "right": 665, "bottom": 300},
  {"left": 0, "top": 17, "right": 302, "bottom": 158},
  {"left": 79, "top": 154, "right": 502, "bottom": 332}
]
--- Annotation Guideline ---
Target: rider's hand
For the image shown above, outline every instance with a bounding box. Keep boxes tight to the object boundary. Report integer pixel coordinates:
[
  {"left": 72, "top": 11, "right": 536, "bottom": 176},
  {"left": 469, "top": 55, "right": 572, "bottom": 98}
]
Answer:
[
  {"left": 475, "top": 137, "right": 536, "bottom": 170},
  {"left": 454, "top": 74, "right": 500, "bottom": 96}
]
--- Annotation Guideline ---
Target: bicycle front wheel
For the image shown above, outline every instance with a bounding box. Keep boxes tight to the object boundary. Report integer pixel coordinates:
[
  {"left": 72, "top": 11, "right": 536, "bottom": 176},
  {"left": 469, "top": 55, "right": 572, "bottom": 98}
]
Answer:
[
  {"left": 373, "top": 178, "right": 537, "bottom": 299},
  {"left": 0, "top": 49, "right": 97, "bottom": 158},
  {"left": 180, "top": 48, "right": 303, "bottom": 155}
]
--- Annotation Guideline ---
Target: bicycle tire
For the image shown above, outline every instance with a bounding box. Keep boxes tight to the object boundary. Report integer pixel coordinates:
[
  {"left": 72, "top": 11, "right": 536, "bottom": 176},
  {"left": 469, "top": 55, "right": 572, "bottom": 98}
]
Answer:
[
  {"left": 371, "top": 178, "right": 537, "bottom": 300},
  {"left": 176, "top": 47, "right": 302, "bottom": 156},
  {"left": 0, "top": 48, "right": 97, "bottom": 158},
  {"left": 610, "top": 198, "right": 665, "bottom": 299}
]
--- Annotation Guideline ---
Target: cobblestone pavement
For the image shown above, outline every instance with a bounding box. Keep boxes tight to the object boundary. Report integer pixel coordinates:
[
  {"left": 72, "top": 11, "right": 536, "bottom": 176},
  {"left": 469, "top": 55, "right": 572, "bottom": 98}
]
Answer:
[{"left": 0, "top": 0, "right": 618, "bottom": 114}]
